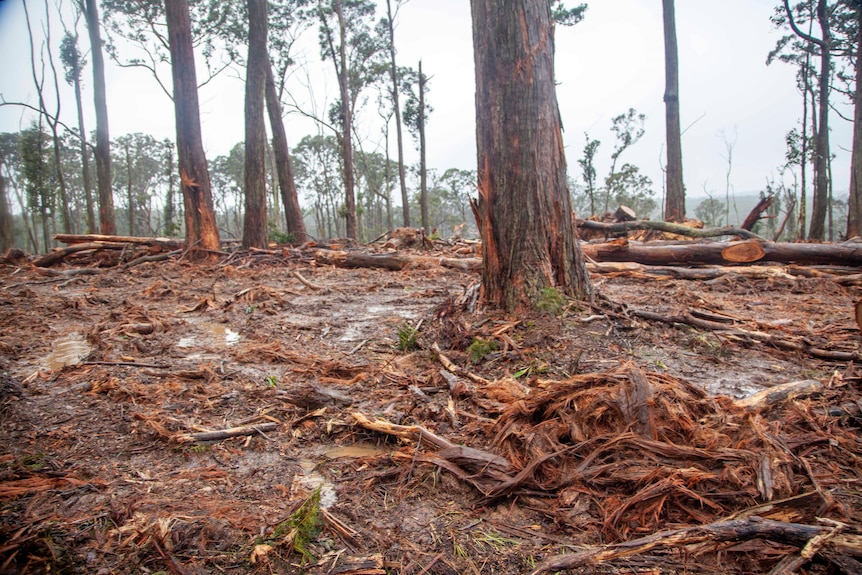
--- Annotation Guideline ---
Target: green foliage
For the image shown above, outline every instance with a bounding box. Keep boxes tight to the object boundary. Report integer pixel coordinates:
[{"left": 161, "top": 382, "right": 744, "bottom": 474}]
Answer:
[
  {"left": 264, "top": 375, "right": 278, "bottom": 387},
  {"left": 551, "top": 1, "right": 588, "bottom": 26},
  {"left": 535, "top": 286, "right": 567, "bottom": 316},
  {"left": 396, "top": 323, "right": 418, "bottom": 351},
  {"left": 268, "top": 221, "right": 295, "bottom": 244},
  {"left": 694, "top": 196, "right": 726, "bottom": 227},
  {"left": 467, "top": 338, "right": 497, "bottom": 363},
  {"left": 264, "top": 486, "right": 323, "bottom": 563},
  {"left": 19, "top": 123, "right": 54, "bottom": 214},
  {"left": 577, "top": 133, "right": 601, "bottom": 216}
]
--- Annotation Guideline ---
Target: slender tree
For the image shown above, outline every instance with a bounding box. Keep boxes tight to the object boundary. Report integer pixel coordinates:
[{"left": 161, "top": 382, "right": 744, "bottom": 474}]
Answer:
[
  {"left": 418, "top": 60, "right": 428, "bottom": 231},
  {"left": 80, "top": 0, "right": 116, "bottom": 234},
  {"left": 383, "top": 0, "right": 410, "bottom": 227},
  {"left": 243, "top": 0, "right": 269, "bottom": 249},
  {"left": 847, "top": 1, "right": 862, "bottom": 237},
  {"left": 165, "top": 0, "right": 220, "bottom": 257},
  {"left": 265, "top": 60, "right": 307, "bottom": 241},
  {"left": 0, "top": 172, "right": 12, "bottom": 251},
  {"left": 60, "top": 29, "right": 96, "bottom": 234},
  {"left": 782, "top": 0, "right": 831, "bottom": 240},
  {"left": 662, "top": 0, "right": 685, "bottom": 222},
  {"left": 470, "top": 0, "right": 589, "bottom": 311}
]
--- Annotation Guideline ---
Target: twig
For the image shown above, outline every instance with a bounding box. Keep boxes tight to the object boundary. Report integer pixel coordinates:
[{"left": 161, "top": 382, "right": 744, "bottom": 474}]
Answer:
[{"left": 293, "top": 270, "right": 326, "bottom": 290}]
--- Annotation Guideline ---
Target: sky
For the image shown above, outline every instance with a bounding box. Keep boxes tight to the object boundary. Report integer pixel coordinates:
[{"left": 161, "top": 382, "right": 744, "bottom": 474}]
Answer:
[{"left": 0, "top": 0, "right": 854, "bottom": 209}]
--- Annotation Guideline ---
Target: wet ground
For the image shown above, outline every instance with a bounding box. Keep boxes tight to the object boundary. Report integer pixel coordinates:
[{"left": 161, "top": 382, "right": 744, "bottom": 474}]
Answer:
[{"left": 1, "top": 248, "right": 860, "bottom": 574}]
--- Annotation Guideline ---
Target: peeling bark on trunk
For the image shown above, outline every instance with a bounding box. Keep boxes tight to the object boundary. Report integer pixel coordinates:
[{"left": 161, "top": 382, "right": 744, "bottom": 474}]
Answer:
[
  {"left": 242, "top": 0, "right": 268, "bottom": 249},
  {"left": 470, "top": 0, "right": 589, "bottom": 311},
  {"left": 165, "top": 0, "right": 220, "bottom": 259}
]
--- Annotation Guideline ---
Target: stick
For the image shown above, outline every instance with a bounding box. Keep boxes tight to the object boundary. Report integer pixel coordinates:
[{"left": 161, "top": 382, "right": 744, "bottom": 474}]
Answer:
[{"left": 174, "top": 422, "right": 278, "bottom": 443}]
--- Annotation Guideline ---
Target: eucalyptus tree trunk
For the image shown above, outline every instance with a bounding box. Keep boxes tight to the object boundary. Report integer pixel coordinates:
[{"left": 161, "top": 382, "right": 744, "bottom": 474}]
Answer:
[
  {"left": 0, "top": 175, "right": 13, "bottom": 251},
  {"left": 70, "top": 56, "right": 96, "bottom": 233},
  {"left": 418, "top": 60, "right": 428, "bottom": 231},
  {"left": 808, "top": 0, "right": 830, "bottom": 240},
  {"left": 165, "top": 0, "right": 220, "bottom": 258},
  {"left": 242, "top": 0, "right": 269, "bottom": 249},
  {"left": 385, "top": 0, "right": 410, "bottom": 227},
  {"left": 82, "top": 0, "right": 116, "bottom": 234},
  {"left": 847, "top": 5, "right": 862, "bottom": 238},
  {"left": 470, "top": 0, "right": 589, "bottom": 312},
  {"left": 662, "top": 0, "right": 685, "bottom": 223},
  {"left": 265, "top": 61, "right": 307, "bottom": 241},
  {"left": 335, "top": 2, "right": 357, "bottom": 240}
]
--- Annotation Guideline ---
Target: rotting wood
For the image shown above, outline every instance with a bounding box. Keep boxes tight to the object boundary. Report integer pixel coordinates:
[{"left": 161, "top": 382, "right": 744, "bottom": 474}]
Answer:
[
  {"left": 529, "top": 516, "right": 862, "bottom": 574},
  {"left": 578, "top": 219, "right": 763, "bottom": 240},
  {"left": 734, "top": 380, "right": 823, "bottom": 411},
  {"left": 174, "top": 422, "right": 278, "bottom": 443},
  {"left": 581, "top": 239, "right": 862, "bottom": 266}
]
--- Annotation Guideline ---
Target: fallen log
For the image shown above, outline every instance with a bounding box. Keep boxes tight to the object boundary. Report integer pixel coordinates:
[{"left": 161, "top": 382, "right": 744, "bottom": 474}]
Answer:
[
  {"left": 313, "top": 249, "right": 480, "bottom": 272},
  {"left": 577, "top": 220, "right": 763, "bottom": 240},
  {"left": 529, "top": 516, "right": 862, "bottom": 574},
  {"left": 175, "top": 422, "right": 278, "bottom": 443},
  {"left": 581, "top": 239, "right": 862, "bottom": 267},
  {"left": 54, "top": 233, "right": 182, "bottom": 250},
  {"left": 33, "top": 241, "right": 129, "bottom": 267}
]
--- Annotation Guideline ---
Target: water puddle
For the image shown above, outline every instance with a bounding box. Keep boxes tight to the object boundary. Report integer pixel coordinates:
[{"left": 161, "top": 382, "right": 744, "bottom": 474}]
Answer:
[
  {"left": 43, "top": 333, "right": 91, "bottom": 371},
  {"left": 176, "top": 323, "right": 240, "bottom": 349}
]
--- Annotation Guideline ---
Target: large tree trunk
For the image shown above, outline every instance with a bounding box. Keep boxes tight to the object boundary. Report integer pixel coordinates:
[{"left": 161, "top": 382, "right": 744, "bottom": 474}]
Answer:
[
  {"left": 165, "top": 0, "right": 220, "bottom": 258},
  {"left": 418, "top": 60, "right": 429, "bottom": 232},
  {"left": 335, "top": 2, "right": 357, "bottom": 241},
  {"left": 809, "top": 0, "right": 830, "bottom": 240},
  {"left": 242, "top": 0, "right": 269, "bottom": 249},
  {"left": 82, "top": 0, "right": 116, "bottom": 235},
  {"left": 470, "top": 0, "right": 590, "bottom": 312},
  {"left": 385, "top": 0, "right": 410, "bottom": 228},
  {"left": 662, "top": 0, "right": 685, "bottom": 223},
  {"left": 265, "top": 60, "right": 307, "bottom": 241},
  {"left": 847, "top": 5, "right": 862, "bottom": 239}
]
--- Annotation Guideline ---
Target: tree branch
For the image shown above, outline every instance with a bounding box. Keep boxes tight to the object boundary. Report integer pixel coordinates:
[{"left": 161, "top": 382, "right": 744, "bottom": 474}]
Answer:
[{"left": 783, "top": 0, "right": 825, "bottom": 48}]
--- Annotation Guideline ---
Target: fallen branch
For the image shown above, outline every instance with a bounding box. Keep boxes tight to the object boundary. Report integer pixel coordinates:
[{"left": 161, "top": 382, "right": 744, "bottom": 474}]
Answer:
[
  {"left": 33, "top": 241, "right": 129, "bottom": 267},
  {"left": 174, "top": 422, "right": 278, "bottom": 443},
  {"left": 529, "top": 516, "right": 862, "bottom": 574},
  {"left": 578, "top": 219, "right": 763, "bottom": 240},
  {"left": 628, "top": 308, "right": 862, "bottom": 362}
]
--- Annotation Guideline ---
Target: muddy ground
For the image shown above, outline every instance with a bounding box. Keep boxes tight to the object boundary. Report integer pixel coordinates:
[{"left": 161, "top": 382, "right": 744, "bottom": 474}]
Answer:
[{"left": 1, "top": 243, "right": 861, "bottom": 574}]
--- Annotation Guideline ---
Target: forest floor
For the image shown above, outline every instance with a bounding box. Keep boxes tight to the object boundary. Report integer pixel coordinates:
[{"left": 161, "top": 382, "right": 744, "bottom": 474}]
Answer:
[{"left": 0, "top": 238, "right": 861, "bottom": 575}]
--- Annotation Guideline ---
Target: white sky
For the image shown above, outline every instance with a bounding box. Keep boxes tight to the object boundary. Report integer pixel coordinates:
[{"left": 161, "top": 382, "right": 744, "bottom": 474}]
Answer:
[{"left": 0, "top": 0, "right": 853, "bottom": 205}]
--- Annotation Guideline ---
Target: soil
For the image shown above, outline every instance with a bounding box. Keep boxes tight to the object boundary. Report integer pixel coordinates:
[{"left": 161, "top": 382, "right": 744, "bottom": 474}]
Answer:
[{"left": 1, "top": 243, "right": 861, "bottom": 575}]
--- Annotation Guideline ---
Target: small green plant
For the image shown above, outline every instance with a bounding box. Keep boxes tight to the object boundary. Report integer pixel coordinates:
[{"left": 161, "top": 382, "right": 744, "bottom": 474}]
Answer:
[
  {"left": 535, "top": 286, "right": 567, "bottom": 316},
  {"left": 264, "top": 375, "right": 278, "bottom": 388},
  {"left": 268, "top": 221, "right": 295, "bottom": 244},
  {"left": 513, "top": 360, "right": 548, "bottom": 379},
  {"left": 396, "top": 324, "right": 419, "bottom": 351},
  {"left": 190, "top": 444, "right": 210, "bottom": 454},
  {"left": 264, "top": 487, "right": 322, "bottom": 563},
  {"left": 466, "top": 338, "right": 497, "bottom": 363}
]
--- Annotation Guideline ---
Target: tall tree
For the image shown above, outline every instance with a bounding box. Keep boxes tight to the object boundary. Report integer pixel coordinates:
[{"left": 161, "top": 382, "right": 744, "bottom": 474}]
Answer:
[
  {"left": 847, "top": 1, "right": 862, "bottom": 237},
  {"left": 80, "top": 0, "right": 116, "bottom": 234},
  {"left": 165, "top": 0, "right": 220, "bottom": 258},
  {"left": 417, "top": 60, "right": 428, "bottom": 231},
  {"left": 382, "top": 0, "right": 410, "bottom": 227},
  {"left": 243, "top": 0, "right": 269, "bottom": 249},
  {"left": 265, "top": 60, "right": 307, "bottom": 241},
  {"left": 470, "top": 0, "right": 589, "bottom": 312},
  {"left": 60, "top": 28, "right": 96, "bottom": 234},
  {"left": 782, "top": 0, "right": 831, "bottom": 240},
  {"left": 577, "top": 133, "right": 600, "bottom": 216},
  {"left": 662, "top": 0, "right": 685, "bottom": 222}
]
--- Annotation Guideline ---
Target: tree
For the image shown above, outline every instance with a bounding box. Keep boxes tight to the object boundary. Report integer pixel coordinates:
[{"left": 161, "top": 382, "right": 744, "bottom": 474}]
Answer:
[
  {"left": 80, "top": 0, "right": 117, "bottom": 234},
  {"left": 694, "top": 195, "right": 726, "bottom": 227},
  {"left": 243, "top": 0, "right": 269, "bottom": 249},
  {"left": 293, "top": 134, "right": 343, "bottom": 238},
  {"left": 317, "top": 0, "right": 381, "bottom": 241},
  {"left": 470, "top": 0, "right": 590, "bottom": 312},
  {"left": 112, "top": 133, "right": 163, "bottom": 236},
  {"left": 165, "top": 0, "right": 220, "bottom": 258},
  {"left": 604, "top": 108, "right": 646, "bottom": 213},
  {"left": 847, "top": 2, "right": 862, "bottom": 237},
  {"left": 19, "top": 123, "right": 54, "bottom": 252},
  {"left": 781, "top": 0, "right": 832, "bottom": 240},
  {"left": 577, "top": 133, "right": 600, "bottom": 216},
  {"left": 381, "top": 0, "right": 410, "bottom": 227},
  {"left": 60, "top": 27, "right": 96, "bottom": 234},
  {"left": 662, "top": 0, "right": 685, "bottom": 222},
  {"left": 265, "top": 61, "right": 307, "bottom": 241}
]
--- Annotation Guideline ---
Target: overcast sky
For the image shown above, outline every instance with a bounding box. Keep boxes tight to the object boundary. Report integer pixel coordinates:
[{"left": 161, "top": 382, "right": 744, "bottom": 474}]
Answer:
[{"left": 0, "top": 0, "right": 853, "bottom": 208}]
